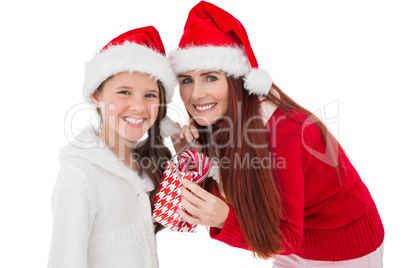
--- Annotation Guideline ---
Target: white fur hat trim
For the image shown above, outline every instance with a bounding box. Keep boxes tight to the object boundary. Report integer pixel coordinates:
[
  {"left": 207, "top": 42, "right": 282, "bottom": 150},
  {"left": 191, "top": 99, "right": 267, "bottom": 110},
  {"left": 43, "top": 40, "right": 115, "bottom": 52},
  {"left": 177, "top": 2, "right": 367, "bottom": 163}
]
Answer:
[
  {"left": 159, "top": 116, "right": 179, "bottom": 138},
  {"left": 243, "top": 68, "right": 273, "bottom": 96},
  {"left": 83, "top": 42, "right": 177, "bottom": 103},
  {"left": 169, "top": 46, "right": 272, "bottom": 95}
]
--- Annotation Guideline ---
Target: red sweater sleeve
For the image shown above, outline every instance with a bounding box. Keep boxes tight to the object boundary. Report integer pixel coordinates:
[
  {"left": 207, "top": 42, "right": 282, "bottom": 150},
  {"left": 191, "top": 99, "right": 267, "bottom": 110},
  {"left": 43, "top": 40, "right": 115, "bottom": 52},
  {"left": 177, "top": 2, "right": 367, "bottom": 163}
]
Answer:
[{"left": 209, "top": 204, "right": 248, "bottom": 250}]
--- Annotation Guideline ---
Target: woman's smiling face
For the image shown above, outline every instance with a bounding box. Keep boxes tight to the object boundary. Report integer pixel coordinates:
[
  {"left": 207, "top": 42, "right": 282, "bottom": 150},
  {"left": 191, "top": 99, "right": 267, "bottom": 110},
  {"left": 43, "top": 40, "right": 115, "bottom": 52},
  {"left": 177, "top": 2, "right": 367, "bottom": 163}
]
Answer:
[{"left": 178, "top": 70, "right": 229, "bottom": 126}]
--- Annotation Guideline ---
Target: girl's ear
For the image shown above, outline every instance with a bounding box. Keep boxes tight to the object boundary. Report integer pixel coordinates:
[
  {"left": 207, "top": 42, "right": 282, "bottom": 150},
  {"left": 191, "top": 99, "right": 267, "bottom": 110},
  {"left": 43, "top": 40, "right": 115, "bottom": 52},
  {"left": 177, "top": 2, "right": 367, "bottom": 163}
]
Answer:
[{"left": 91, "top": 90, "right": 101, "bottom": 107}]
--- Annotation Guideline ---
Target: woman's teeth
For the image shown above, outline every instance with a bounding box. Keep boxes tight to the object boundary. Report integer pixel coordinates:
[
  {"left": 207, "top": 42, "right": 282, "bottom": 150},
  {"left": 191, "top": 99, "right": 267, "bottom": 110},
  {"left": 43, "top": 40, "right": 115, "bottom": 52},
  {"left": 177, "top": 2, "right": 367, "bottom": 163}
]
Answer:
[
  {"left": 195, "top": 103, "right": 217, "bottom": 111},
  {"left": 123, "top": 117, "right": 145, "bottom": 125}
]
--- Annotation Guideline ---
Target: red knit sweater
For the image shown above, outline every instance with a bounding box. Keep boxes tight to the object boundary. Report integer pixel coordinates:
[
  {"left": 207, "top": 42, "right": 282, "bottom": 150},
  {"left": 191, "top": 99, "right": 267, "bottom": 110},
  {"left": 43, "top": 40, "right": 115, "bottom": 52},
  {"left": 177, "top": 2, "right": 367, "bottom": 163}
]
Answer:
[{"left": 209, "top": 108, "right": 384, "bottom": 261}]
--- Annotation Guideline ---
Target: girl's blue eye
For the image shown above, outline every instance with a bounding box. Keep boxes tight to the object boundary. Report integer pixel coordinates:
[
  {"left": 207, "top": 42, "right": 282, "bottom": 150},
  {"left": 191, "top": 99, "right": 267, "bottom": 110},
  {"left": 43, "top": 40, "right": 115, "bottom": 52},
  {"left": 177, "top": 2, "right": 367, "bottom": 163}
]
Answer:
[
  {"left": 119, "top": 91, "right": 130, "bottom": 95},
  {"left": 145, "top": 93, "right": 158, "bottom": 98},
  {"left": 207, "top": 76, "right": 217, "bottom": 82}
]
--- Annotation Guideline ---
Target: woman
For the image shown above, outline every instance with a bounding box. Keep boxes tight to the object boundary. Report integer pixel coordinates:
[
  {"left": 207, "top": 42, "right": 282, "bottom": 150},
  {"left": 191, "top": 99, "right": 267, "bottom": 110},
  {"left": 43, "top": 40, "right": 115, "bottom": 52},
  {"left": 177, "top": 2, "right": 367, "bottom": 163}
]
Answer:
[
  {"left": 47, "top": 26, "right": 177, "bottom": 267},
  {"left": 169, "top": 2, "right": 384, "bottom": 267}
]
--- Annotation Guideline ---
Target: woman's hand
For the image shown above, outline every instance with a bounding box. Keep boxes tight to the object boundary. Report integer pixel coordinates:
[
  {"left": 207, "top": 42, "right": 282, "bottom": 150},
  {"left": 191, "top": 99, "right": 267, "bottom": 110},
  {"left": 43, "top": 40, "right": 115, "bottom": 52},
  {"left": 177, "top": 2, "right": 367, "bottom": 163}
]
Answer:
[
  {"left": 170, "top": 122, "right": 202, "bottom": 154},
  {"left": 179, "top": 179, "right": 229, "bottom": 229}
]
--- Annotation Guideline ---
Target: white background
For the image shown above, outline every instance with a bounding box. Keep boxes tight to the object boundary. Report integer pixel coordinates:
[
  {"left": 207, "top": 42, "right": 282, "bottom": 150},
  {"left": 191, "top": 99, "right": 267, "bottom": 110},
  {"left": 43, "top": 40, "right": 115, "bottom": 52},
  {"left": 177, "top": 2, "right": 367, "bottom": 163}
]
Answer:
[{"left": 1, "top": 0, "right": 401, "bottom": 267}]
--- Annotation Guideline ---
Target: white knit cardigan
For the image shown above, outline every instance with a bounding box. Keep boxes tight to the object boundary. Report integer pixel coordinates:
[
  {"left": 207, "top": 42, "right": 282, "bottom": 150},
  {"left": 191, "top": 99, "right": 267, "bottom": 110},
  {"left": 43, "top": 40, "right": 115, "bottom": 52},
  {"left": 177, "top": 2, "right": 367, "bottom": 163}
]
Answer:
[{"left": 47, "top": 127, "right": 159, "bottom": 268}]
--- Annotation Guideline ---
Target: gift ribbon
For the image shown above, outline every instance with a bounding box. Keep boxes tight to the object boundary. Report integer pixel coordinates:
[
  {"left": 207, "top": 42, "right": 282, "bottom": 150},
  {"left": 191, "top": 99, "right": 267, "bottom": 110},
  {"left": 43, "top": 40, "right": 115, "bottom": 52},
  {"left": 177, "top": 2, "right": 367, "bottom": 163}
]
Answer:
[
  {"left": 179, "top": 150, "right": 211, "bottom": 184},
  {"left": 171, "top": 138, "right": 196, "bottom": 160}
]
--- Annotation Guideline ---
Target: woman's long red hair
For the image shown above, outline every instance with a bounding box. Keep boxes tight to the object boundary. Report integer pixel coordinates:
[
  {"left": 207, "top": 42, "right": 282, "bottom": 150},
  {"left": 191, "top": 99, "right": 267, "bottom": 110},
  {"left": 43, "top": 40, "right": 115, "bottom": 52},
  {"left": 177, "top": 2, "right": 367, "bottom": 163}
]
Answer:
[
  {"left": 192, "top": 77, "right": 343, "bottom": 259},
  {"left": 194, "top": 77, "right": 283, "bottom": 259}
]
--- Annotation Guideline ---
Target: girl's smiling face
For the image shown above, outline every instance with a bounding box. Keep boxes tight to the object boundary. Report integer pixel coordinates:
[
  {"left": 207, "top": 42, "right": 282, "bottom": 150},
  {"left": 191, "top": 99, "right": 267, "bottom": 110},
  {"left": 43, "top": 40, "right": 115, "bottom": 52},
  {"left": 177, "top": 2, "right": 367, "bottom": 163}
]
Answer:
[
  {"left": 178, "top": 70, "right": 229, "bottom": 126},
  {"left": 92, "top": 72, "right": 160, "bottom": 144}
]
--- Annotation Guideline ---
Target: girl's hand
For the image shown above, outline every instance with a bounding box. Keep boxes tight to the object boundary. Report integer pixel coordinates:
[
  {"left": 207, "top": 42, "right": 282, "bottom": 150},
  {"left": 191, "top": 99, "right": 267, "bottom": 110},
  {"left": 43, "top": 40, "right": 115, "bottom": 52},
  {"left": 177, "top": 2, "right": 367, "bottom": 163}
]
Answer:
[
  {"left": 170, "top": 123, "right": 201, "bottom": 154},
  {"left": 179, "top": 179, "right": 229, "bottom": 229}
]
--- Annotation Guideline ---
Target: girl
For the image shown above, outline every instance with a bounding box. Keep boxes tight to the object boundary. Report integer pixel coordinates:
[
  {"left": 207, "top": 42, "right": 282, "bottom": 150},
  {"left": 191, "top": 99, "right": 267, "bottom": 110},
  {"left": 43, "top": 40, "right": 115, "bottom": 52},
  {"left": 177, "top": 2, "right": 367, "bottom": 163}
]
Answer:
[
  {"left": 169, "top": 2, "right": 384, "bottom": 267},
  {"left": 47, "top": 26, "right": 177, "bottom": 268}
]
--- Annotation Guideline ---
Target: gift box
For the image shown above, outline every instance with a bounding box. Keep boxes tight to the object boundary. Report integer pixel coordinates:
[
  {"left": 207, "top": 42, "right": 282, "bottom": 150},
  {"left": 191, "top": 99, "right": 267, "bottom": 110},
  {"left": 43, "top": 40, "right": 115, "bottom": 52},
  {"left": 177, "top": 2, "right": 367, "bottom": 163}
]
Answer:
[{"left": 152, "top": 150, "right": 211, "bottom": 233}]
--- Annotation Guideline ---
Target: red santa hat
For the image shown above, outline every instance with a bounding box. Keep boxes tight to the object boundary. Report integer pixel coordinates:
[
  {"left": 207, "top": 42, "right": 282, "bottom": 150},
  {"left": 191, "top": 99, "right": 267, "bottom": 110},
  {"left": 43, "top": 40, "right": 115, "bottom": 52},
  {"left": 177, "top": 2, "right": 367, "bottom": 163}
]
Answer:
[
  {"left": 83, "top": 26, "right": 177, "bottom": 103},
  {"left": 169, "top": 1, "right": 272, "bottom": 96},
  {"left": 83, "top": 26, "right": 178, "bottom": 137}
]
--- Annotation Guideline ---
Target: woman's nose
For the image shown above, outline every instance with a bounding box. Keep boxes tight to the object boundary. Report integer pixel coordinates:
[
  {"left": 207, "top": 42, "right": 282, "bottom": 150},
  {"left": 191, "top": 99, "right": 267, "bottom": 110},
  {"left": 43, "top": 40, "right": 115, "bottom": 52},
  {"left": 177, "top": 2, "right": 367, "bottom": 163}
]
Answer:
[{"left": 191, "top": 81, "right": 207, "bottom": 99}]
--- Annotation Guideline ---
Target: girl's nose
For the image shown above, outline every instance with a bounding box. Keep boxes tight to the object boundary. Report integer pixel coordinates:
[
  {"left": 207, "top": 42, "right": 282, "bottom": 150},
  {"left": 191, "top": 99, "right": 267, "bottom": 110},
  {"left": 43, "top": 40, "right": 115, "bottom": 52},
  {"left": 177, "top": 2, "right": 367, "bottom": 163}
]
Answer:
[{"left": 129, "top": 97, "right": 146, "bottom": 113}]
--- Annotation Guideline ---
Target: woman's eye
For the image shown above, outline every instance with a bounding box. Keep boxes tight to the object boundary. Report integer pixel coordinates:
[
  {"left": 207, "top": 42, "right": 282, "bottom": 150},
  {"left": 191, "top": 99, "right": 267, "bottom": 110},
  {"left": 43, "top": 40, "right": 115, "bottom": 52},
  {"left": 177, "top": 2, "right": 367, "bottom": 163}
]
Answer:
[
  {"left": 207, "top": 76, "right": 217, "bottom": 82},
  {"left": 119, "top": 91, "right": 130, "bottom": 95},
  {"left": 181, "top": 78, "right": 193, "bottom": 84}
]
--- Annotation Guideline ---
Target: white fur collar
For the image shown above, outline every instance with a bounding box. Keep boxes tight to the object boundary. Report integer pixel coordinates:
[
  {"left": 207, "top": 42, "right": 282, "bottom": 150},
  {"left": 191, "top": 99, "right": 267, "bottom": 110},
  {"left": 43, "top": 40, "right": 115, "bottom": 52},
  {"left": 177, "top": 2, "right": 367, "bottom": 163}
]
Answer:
[{"left": 59, "top": 127, "right": 155, "bottom": 193}]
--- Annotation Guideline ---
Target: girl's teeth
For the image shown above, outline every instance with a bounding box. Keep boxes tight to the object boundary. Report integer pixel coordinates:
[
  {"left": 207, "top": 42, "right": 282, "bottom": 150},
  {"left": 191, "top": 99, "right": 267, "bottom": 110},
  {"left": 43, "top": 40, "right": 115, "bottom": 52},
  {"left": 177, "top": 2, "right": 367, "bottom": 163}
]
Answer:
[
  {"left": 195, "top": 103, "right": 216, "bottom": 111},
  {"left": 124, "top": 117, "right": 145, "bottom": 124}
]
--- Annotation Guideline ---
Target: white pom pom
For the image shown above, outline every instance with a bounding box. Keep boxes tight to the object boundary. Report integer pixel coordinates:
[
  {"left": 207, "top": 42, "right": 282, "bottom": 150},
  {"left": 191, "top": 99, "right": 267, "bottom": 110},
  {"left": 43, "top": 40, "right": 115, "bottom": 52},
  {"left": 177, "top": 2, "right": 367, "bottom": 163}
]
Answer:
[
  {"left": 243, "top": 68, "right": 273, "bottom": 96},
  {"left": 159, "top": 116, "right": 179, "bottom": 138}
]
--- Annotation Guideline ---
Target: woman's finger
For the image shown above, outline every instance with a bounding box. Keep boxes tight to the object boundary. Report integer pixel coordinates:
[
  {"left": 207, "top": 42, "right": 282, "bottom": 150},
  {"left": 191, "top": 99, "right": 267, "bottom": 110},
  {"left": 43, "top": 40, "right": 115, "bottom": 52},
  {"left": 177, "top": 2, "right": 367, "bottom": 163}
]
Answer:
[
  {"left": 181, "top": 194, "right": 202, "bottom": 217},
  {"left": 172, "top": 122, "right": 204, "bottom": 156},
  {"left": 181, "top": 179, "right": 210, "bottom": 202},
  {"left": 182, "top": 125, "right": 195, "bottom": 143},
  {"left": 189, "top": 124, "right": 199, "bottom": 139},
  {"left": 171, "top": 123, "right": 186, "bottom": 151},
  {"left": 178, "top": 209, "right": 200, "bottom": 225},
  {"left": 170, "top": 122, "right": 184, "bottom": 141},
  {"left": 181, "top": 185, "right": 205, "bottom": 206},
  {"left": 176, "top": 122, "right": 184, "bottom": 139}
]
